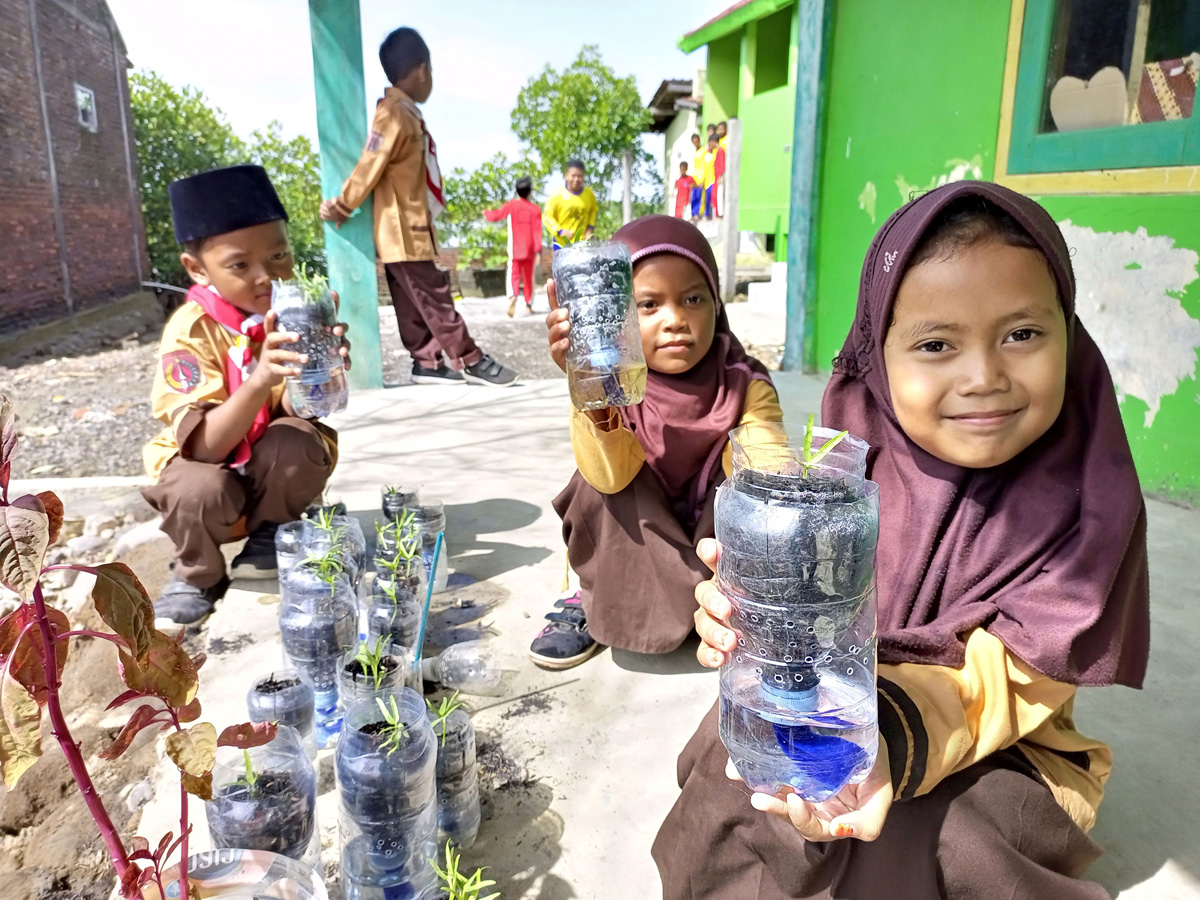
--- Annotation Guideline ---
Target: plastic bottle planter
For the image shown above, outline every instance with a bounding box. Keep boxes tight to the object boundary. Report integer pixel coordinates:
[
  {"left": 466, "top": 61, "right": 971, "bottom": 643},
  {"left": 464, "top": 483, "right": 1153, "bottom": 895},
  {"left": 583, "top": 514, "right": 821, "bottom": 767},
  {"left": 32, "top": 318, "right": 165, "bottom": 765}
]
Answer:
[
  {"left": 279, "top": 560, "right": 357, "bottom": 747},
  {"left": 381, "top": 485, "right": 420, "bottom": 522},
  {"left": 366, "top": 583, "right": 422, "bottom": 651},
  {"left": 271, "top": 275, "right": 348, "bottom": 418},
  {"left": 301, "top": 514, "right": 367, "bottom": 587},
  {"left": 551, "top": 241, "right": 647, "bottom": 412},
  {"left": 427, "top": 707, "right": 480, "bottom": 849},
  {"left": 716, "top": 421, "right": 880, "bottom": 802},
  {"left": 338, "top": 641, "right": 419, "bottom": 707},
  {"left": 410, "top": 502, "right": 449, "bottom": 595},
  {"left": 275, "top": 521, "right": 305, "bottom": 579},
  {"left": 205, "top": 727, "right": 319, "bottom": 865},
  {"left": 246, "top": 668, "right": 317, "bottom": 757},
  {"left": 337, "top": 691, "right": 439, "bottom": 900},
  {"left": 420, "top": 641, "right": 509, "bottom": 696}
]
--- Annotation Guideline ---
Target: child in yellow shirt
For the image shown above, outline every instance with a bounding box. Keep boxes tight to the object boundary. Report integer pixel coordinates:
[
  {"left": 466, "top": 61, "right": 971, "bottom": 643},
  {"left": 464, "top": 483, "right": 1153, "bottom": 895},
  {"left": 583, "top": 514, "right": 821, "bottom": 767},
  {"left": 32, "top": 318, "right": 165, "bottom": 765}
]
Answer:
[
  {"left": 542, "top": 158, "right": 598, "bottom": 250},
  {"left": 529, "top": 216, "right": 782, "bottom": 668}
]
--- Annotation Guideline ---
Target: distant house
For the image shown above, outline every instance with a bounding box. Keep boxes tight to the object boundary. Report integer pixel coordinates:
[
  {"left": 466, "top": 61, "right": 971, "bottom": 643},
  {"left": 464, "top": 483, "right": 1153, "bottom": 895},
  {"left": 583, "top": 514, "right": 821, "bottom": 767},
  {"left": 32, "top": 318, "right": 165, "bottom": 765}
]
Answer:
[
  {"left": 646, "top": 77, "right": 703, "bottom": 216},
  {"left": 0, "top": 0, "right": 147, "bottom": 334}
]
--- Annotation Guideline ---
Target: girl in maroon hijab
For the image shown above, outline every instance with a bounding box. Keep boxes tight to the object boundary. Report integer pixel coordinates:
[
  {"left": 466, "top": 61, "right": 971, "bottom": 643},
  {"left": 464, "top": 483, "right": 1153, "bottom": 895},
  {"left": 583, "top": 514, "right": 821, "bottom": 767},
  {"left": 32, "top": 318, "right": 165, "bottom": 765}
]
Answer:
[
  {"left": 528, "top": 216, "right": 783, "bottom": 669},
  {"left": 653, "top": 183, "right": 1150, "bottom": 898}
]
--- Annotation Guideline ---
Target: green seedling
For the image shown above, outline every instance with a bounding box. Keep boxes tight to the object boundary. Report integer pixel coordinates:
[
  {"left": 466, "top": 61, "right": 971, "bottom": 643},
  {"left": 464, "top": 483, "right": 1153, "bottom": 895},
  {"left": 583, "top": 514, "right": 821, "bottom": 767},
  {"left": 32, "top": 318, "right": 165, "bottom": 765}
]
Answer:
[
  {"left": 292, "top": 265, "right": 331, "bottom": 303},
  {"left": 800, "top": 413, "right": 849, "bottom": 477},
  {"left": 354, "top": 636, "right": 390, "bottom": 690},
  {"left": 310, "top": 507, "right": 347, "bottom": 544},
  {"left": 425, "top": 691, "right": 464, "bottom": 747},
  {"left": 432, "top": 839, "right": 499, "bottom": 900},
  {"left": 232, "top": 749, "right": 260, "bottom": 797},
  {"left": 374, "top": 695, "right": 410, "bottom": 756},
  {"left": 299, "top": 549, "right": 345, "bottom": 596}
]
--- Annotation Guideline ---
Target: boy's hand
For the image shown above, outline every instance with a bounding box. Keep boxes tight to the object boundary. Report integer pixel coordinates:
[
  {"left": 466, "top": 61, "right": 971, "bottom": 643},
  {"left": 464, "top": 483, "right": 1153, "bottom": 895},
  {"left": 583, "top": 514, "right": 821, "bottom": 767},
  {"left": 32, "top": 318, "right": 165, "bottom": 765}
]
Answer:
[
  {"left": 545, "top": 279, "right": 569, "bottom": 374},
  {"left": 558, "top": 227, "right": 575, "bottom": 240},
  {"left": 330, "top": 322, "right": 352, "bottom": 372},
  {"left": 320, "top": 199, "right": 349, "bottom": 227},
  {"left": 252, "top": 310, "right": 306, "bottom": 388}
]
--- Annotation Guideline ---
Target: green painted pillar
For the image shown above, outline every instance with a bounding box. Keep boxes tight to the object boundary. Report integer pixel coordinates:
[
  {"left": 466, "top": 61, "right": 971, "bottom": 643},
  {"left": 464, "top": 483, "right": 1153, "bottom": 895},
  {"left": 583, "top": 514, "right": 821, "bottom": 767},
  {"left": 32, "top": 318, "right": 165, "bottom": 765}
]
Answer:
[
  {"left": 309, "top": 0, "right": 382, "bottom": 390},
  {"left": 783, "top": 0, "right": 833, "bottom": 373}
]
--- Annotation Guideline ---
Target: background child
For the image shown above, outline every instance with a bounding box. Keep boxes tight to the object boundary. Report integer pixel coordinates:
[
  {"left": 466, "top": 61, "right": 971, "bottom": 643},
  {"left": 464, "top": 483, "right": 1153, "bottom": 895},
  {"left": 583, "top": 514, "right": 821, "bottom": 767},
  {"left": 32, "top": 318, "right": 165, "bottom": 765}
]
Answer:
[
  {"left": 319, "top": 26, "right": 516, "bottom": 387},
  {"left": 529, "top": 215, "right": 783, "bottom": 669},
  {"left": 484, "top": 175, "right": 542, "bottom": 317},
  {"left": 673, "top": 162, "right": 697, "bottom": 219},
  {"left": 705, "top": 134, "right": 725, "bottom": 219},
  {"left": 689, "top": 134, "right": 707, "bottom": 221},
  {"left": 543, "top": 159, "right": 598, "bottom": 251},
  {"left": 143, "top": 165, "right": 348, "bottom": 626},
  {"left": 653, "top": 182, "right": 1151, "bottom": 898}
]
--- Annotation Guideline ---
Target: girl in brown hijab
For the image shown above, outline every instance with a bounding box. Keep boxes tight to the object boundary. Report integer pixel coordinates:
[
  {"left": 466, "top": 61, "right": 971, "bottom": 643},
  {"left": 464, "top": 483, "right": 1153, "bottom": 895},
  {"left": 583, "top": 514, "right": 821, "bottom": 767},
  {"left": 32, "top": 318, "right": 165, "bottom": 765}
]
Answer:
[
  {"left": 528, "top": 216, "right": 783, "bottom": 668},
  {"left": 652, "top": 183, "right": 1150, "bottom": 898}
]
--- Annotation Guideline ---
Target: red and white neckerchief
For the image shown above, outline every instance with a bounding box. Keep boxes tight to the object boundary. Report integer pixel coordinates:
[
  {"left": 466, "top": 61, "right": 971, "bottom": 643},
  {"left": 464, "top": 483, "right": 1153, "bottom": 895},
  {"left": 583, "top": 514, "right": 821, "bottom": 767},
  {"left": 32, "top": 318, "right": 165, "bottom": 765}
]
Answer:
[
  {"left": 397, "top": 97, "right": 445, "bottom": 219},
  {"left": 186, "top": 284, "right": 270, "bottom": 468}
]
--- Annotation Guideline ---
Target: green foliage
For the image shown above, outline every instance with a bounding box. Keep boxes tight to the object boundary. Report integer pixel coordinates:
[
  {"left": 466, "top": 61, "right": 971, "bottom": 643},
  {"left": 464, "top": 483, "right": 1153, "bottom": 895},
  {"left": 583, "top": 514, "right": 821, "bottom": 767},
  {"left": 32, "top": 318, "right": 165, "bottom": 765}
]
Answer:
[
  {"left": 800, "top": 414, "right": 849, "bottom": 477},
  {"left": 354, "top": 637, "right": 390, "bottom": 690},
  {"left": 425, "top": 691, "right": 464, "bottom": 747},
  {"left": 298, "top": 550, "right": 345, "bottom": 594},
  {"left": 511, "top": 46, "right": 659, "bottom": 205},
  {"left": 233, "top": 749, "right": 259, "bottom": 797},
  {"left": 433, "top": 840, "right": 499, "bottom": 900},
  {"left": 441, "top": 153, "right": 544, "bottom": 267},
  {"left": 374, "top": 695, "right": 410, "bottom": 756},
  {"left": 129, "top": 70, "right": 325, "bottom": 287}
]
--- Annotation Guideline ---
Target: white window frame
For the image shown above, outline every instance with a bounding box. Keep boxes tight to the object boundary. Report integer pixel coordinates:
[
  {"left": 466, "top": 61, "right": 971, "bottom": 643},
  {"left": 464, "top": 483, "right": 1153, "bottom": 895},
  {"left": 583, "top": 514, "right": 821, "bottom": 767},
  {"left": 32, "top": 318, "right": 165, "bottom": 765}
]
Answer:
[{"left": 75, "top": 84, "right": 97, "bottom": 132}]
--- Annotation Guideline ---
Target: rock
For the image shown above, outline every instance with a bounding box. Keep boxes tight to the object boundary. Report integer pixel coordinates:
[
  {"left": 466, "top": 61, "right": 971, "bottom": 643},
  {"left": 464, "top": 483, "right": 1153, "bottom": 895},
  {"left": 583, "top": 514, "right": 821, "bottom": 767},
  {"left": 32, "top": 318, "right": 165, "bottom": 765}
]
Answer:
[
  {"left": 100, "top": 528, "right": 114, "bottom": 540},
  {"left": 124, "top": 779, "right": 154, "bottom": 812},
  {"left": 83, "top": 513, "right": 121, "bottom": 537},
  {"left": 57, "top": 517, "right": 85, "bottom": 543},
  {"left": 66, "top": 534, "right": 106, "bottom": 556},
  {"left": 42, "top": 567, "right": 79, "bottom": 591},
  {"left": 111, "top": 518, "right": 167, "bottom": 557}
]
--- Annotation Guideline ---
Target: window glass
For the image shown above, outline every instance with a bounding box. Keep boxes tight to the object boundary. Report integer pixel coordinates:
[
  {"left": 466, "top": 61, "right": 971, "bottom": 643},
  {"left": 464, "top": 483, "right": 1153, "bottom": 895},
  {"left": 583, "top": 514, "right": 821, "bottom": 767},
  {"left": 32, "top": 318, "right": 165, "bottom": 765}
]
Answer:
[
  {"left": 75, "top": 84, "right": 97, "bottom": 132},
  {"left": 1041, "top": 0, "right": 1199, "bottom": 132}
]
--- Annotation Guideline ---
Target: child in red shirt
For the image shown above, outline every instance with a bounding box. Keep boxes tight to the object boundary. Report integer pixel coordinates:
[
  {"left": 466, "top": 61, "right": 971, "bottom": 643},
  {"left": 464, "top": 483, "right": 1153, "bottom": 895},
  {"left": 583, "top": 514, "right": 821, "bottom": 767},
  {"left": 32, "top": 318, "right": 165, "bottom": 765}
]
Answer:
[
  {"left": 673, "top": 162, "right": 697, "bottom": 219},
  {"left": 485, "top": 176, "right": 543, "bottom": 316}
]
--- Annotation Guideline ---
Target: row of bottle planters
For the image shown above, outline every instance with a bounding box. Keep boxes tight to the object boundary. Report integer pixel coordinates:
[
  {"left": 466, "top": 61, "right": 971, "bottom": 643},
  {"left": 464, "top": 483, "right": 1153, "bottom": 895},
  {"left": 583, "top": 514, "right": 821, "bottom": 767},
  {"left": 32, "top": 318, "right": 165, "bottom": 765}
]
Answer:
[{"left": 213, "top": 680, "right": 478, "bottom": 900}]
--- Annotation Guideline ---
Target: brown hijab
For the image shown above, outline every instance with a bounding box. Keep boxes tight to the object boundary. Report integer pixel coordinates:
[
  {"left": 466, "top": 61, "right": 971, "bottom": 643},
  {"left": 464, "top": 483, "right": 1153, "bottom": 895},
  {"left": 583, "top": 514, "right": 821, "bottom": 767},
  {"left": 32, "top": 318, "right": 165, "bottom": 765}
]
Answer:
[
  {"left": 613, "top": 215, "right": 774, "bottom": 526},
  {"left": 824, "top": 181, "right": 1150, "bottom": 688}
]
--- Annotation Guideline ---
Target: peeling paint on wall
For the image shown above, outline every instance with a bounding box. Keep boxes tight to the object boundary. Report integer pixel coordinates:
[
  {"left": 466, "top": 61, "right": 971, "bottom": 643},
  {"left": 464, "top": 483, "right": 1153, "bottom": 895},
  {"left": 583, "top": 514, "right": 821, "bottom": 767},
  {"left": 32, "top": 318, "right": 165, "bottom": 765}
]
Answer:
[
  {"left": 858, "top": 181, "right": 877, "bottom": 223},
  {"left": 894, "top": 155, "right": 983, "bottom": 204},
  {"left": 1060, "top": 221, "right": 1200, "bottom": 427}
]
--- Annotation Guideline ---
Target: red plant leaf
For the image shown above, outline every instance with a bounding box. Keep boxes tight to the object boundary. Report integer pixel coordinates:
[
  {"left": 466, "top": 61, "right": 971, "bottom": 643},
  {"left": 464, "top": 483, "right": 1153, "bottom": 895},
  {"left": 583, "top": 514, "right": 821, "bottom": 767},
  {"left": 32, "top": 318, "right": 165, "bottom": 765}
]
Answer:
[
  {"left": 154, "top": 831, "right": 173, "bottom": 862},
  {"left": 191, "top": 651, "right": 207, "bottom": 672},
  {"left": 106, "top": 688, "right": 148, "bottom": 711},
  {"left": 90, "top": 563, "right": 154, "bottom": 662},
  {"left": 35, "top": 492, "right": 63, "bottom": 546},
  {"left": 98, "top": 705, "right": 161, "bottom": 760},
  {"left": 0, "top": 603, "right": 70, "bottom": 705},
  {"left": 127, "top": 835, "right": 150, "bottom": 857},
  {"left": 0, "top": 496, "right": 49, "bottom": 600},
  {"left": 119, "top": 860, "right": 145, "bottom": 899},
  {"left": 0, "top": 670, "right": 41, "bottom": 788},
  {"left": 0, "top": 396, "right": 16, "bottom": 491},
  {"left": 177, "top": 697, "right": 202, "bottom": 723},
  {"left": 117, "top": 631, "right": 198, "bottom": 708},
  {"left": 180, "top": 769, "right": 213, "bottom": 800},
  {"left": 217, "top": 721, "right": 277, "bottom": 749}
]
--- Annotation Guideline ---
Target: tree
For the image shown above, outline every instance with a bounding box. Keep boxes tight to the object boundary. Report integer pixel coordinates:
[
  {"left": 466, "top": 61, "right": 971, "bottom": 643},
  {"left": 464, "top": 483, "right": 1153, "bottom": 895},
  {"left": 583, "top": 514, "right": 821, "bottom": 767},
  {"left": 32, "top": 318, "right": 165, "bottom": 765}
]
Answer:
[
  {"left": 130, "top": 71, "right": 244, "bottom": 286},
  {"left": 511, "top": 46, "right": 658, "bottom": 205},
  {"left": 129, "top": 71, "right": 325, "bottom": 286},
  {"left": 247, "top": 123, "right": 325, "bottom": 275},
  {"left": 441, "top": 153, "right": 543, "bottom": 267}
]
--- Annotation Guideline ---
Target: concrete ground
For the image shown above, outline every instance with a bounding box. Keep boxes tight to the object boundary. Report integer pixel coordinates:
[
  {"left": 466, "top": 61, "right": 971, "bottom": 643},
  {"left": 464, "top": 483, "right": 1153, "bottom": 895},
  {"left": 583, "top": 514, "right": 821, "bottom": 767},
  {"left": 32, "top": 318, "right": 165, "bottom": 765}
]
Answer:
[{"left": 57, "top": 297, "right": 1200, "bottom": 898}]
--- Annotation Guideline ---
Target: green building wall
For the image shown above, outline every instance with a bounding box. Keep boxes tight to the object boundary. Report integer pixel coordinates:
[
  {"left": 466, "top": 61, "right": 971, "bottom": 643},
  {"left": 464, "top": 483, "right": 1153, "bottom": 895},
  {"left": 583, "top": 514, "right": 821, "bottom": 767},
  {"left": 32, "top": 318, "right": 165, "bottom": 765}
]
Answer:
[{"left": 810, "top": 0, "right": 1200, "bottom": 503}]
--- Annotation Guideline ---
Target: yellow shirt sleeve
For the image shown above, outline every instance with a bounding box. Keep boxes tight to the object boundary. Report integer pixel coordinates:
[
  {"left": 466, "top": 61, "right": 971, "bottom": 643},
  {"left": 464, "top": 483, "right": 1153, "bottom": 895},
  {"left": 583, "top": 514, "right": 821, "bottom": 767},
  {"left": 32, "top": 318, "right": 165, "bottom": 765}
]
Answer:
[
  {"left": 585, "top": 188, "right": 598, "bottom": 229},
  {"left": 149, "top": 308, "right": 234, "bottom": 434},
  {"left": 543, "top": 192, "right": 565, "bottom": 237},
  {"left": 336, "top": 101, "right": 406, "bottom": 215},
  {"left": 877, "top": 628, "right": 1109, "bottom": 830},
  {"left": 720, "top": 379, "right": 784, "bottom": 478}
]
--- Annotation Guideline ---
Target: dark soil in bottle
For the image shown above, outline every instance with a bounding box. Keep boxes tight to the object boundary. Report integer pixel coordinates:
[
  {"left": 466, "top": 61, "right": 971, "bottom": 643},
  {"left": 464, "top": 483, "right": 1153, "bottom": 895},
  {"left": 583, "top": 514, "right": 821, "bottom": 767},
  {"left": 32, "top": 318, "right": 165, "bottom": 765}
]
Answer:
[
  {"left": 256, "top": 675, "right": 301, "bottom": 693},
  {"left": 343, "top": 656, "right": 400, "bottom": 681},
  {"left": 208, "top": 771, "right": 315, "bottom": 859}
]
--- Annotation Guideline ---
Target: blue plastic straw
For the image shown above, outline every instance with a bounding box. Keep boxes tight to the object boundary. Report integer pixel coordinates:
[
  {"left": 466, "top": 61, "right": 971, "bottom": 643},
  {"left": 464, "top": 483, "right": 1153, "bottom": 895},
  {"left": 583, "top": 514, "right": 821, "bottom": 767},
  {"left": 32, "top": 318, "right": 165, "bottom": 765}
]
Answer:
[{"left": 412, "top": 530, "right": 444, "bottom": 676}]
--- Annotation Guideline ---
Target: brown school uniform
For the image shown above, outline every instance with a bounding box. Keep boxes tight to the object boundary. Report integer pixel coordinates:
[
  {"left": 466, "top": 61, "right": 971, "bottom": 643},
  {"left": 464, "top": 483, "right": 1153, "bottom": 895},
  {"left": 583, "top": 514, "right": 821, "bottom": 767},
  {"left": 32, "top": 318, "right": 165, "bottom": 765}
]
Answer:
[
  {"left": 142, "top": 302, "right": 336, "bottom": 587},
  {"left": 559, "top": 379, "right": 783, "bottom": 654},
  {"left": 332, "top": 86, "right": 482, "bottom": 371}
]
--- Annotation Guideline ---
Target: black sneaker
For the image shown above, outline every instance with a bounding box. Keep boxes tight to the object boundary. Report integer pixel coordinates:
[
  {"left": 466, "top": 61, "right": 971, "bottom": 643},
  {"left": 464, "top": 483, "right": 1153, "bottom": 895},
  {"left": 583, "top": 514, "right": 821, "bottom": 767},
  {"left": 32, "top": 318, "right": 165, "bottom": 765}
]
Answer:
[
  {"left": 231, "top": 522, "right": 280, "bottom": 580},
  {"left": 463, "top": 353, "right": 518, "bottom": 387},
  {"left": 153, "top": 574, "right": 231, "bottom": 627},
  {"left": 529, "top": 592, "right": 600, "bottom": 669},
  {"left": 411, "top": 363, "right": 466, "bottom": 385}
]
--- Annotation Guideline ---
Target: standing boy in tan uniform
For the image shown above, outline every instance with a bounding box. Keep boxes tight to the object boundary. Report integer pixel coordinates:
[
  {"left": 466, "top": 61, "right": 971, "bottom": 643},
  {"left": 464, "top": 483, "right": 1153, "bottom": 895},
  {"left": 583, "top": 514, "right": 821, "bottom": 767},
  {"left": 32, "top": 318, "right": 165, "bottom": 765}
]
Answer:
[
  {"left": 320, "top": 26, "right": 516, "bottom": 387},
  {"left": 144, "top": 165, "right": 347, "bottom": 626}
]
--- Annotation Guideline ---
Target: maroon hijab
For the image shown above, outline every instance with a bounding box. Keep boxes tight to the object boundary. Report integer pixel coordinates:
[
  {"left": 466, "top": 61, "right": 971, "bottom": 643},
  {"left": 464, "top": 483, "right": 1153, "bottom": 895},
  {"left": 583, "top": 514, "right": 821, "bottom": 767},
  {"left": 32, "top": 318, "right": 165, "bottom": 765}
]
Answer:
[
  {"left": 613, "top": 216, "right": 774, "bottom": 525},
  {"left": 824, "top": 182, "right": 1149, "bottom": 688}
]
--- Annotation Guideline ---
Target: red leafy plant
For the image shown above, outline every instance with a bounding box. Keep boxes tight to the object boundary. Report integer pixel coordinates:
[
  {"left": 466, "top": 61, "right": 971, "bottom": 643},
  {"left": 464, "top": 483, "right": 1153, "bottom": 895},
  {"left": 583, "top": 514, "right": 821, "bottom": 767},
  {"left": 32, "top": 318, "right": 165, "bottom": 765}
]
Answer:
[{"left": 0, "top": 396, "right": 276, "bottom": 899}]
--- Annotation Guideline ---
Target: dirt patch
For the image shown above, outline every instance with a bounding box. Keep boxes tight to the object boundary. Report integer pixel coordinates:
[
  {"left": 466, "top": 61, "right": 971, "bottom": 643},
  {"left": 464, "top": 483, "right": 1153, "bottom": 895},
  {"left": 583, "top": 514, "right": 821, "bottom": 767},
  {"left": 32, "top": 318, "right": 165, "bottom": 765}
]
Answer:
[
  {"left": 476, "top": 737, "right": 537, "bottom": 792},
  {"left": 208, "top": 633, "right": 253, "bottom": 656},
  {"left": 500, "top": 692, "right": 556, "bottom": 720}
]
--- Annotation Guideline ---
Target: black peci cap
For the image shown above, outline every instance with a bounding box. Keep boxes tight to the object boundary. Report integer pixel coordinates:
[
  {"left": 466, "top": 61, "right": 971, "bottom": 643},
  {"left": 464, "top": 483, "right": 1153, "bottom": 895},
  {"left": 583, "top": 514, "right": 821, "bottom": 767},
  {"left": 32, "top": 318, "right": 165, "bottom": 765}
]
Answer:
[{"left": 168, "top": 164, "right": 289, "bottom": 244}]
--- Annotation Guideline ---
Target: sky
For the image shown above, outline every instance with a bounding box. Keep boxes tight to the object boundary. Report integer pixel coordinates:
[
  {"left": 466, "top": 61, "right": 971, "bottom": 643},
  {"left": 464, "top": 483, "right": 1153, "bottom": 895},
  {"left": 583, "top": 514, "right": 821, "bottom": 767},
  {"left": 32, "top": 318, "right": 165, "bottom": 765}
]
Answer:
[{"left": 106, "top": 0, "right": 733, "bottom": 183}]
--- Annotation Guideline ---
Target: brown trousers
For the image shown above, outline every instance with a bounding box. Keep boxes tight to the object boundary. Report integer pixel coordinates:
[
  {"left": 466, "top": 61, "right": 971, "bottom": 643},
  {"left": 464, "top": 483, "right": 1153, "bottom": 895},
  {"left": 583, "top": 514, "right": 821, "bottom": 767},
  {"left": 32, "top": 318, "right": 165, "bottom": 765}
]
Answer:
[
  {"left": 553, "top": 468, "right": 716, "bottom": 654},
  {"left": 653, "top": 704, "right": 1108, "bottom": 900},
  {"left": 384, "top": 261, "right": 483, "bottom": 370},
  {"left": 142, "top": 417, "right": 334, "bottom": 588}
]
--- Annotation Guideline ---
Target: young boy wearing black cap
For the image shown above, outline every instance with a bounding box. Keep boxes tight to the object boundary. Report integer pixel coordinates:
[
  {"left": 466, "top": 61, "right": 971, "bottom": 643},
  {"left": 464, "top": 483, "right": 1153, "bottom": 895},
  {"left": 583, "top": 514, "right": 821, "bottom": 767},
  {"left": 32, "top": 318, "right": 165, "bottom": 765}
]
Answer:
[
  {"left": 143, "top": 164, "right": 349, "bottom": 626},
  {"left": 319, "top": 25, "right": 516, "bottom": 387}
]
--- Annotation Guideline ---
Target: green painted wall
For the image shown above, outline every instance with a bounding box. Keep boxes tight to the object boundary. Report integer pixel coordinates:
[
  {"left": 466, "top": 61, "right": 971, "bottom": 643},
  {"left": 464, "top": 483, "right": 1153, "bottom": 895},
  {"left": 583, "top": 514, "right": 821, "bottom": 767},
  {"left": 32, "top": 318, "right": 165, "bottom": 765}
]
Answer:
[
  {"left": 706, "top": 34, "right": 741, "bottom": 125},
  {"left": 810, "top": 0, "right": 1200, "bottom": 503}
]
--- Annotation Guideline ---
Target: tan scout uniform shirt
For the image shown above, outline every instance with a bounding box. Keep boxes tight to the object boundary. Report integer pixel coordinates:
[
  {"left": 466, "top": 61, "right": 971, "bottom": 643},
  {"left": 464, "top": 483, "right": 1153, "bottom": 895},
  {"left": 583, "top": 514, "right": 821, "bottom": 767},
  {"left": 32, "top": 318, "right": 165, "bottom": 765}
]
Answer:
[
  {"left": 332, "top": 87, "right": 436, "bottom": 263},
  {"left": 143, "top": 302, "right": 288, "bottom": 480}
]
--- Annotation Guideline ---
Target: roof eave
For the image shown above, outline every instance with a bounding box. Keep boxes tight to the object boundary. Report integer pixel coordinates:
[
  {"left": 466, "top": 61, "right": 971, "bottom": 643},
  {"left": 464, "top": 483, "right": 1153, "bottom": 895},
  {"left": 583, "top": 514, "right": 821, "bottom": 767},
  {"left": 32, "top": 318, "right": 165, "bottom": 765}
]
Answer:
[{"left": 678, "top": 0, "right": 794, "bottom": 53}]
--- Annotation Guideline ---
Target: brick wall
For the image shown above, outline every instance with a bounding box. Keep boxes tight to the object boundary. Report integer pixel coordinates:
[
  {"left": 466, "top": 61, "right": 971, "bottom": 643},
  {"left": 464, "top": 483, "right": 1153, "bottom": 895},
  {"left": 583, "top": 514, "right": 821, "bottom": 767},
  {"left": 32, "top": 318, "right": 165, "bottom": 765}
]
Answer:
[{"left": 0, "top": 0, "right": 148, "bottom": 334}]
